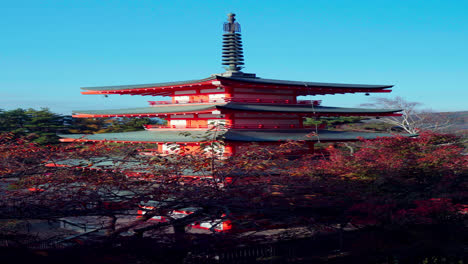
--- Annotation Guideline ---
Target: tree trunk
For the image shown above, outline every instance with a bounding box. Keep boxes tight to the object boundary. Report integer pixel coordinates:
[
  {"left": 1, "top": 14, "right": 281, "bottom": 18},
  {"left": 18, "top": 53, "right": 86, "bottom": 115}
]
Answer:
[
  {"left": 105, "top": 215, "right": 117, "bottom": 235},
  {"left": 173, "top": 223, "right": 190, "bottom": 262},
  {"left": 173, "top": 223, "right": 188, "bottom": 245}
]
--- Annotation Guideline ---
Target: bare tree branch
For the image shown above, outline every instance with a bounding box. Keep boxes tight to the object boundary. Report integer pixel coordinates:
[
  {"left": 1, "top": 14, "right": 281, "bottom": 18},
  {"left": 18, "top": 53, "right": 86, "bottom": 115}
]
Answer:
[{"left": 362, "top": 96, "right": 452, "bottom": 134}]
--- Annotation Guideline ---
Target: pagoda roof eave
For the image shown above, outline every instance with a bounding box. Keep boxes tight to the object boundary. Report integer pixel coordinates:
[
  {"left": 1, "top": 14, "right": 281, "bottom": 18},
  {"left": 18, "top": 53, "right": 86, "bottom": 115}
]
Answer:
[
  {"left": 59, "top": 130, "right": 416, "bottom": 144},
  {"left": 216, "top": 76, "right": 393, "bottom": 94},
  {"left": 218, "top": 103, "right": 402, "bottom": 116},
  {"left": 78, "top": 75, "right": 393, "bottom": 96},
  {"left": 72, "top": 103, "right": 401, "bottom": 118},
  {"left": 80, "top": 76, "right": 217, "bottom": 95},
  {"left": 72, "top": 104, "right": 219, "bottom": 118},
  {"left": 223, "top": 130, "right": 414, "bottom": 142},
  {"left": 59, "top": 130, "right": 213, "bottom": 143}
]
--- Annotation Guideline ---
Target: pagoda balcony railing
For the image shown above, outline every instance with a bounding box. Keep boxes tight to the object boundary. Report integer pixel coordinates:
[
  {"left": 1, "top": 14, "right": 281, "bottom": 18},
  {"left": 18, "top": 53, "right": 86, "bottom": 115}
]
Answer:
[
  {"left": 139, "top": 149, "right": 230, "bottom": 157},
  {"left": 149, "top": 99, "right": 321, "bottom": 106},
  {"left": 224, "top": 98, "right": 321, "bottom": 105},
  {"left": 148, "top": 99, "right": 227, "bottom": 106},
  {"left": 144, "top": 124, "right": 218, "bottom": 130},
  {"left": 226, "top": 124, "right": 326, "bottom": 129},
  {"left": 144, "top": 124, "right": 325, "bottom": 130},
  {"left": 297, "top": 100, "right": 322, "bottom": 105},
  {"left": 148, "top": 101, "right": 173, "bottom": 106}
]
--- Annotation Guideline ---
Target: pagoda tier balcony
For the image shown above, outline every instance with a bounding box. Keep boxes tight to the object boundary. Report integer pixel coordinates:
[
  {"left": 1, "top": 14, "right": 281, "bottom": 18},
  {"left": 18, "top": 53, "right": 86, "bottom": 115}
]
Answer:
[
  {"left": 148, "top": 99, "right": 227, "bottom": 106},
  {"left": 144, "top": 124, "right": 220, "bottom": 130},
  {"left": 148, "top": 99, "right": 321, "bottom": 106},
  {"left": 148, "top": 101, "right": 172, "bottom": 105},
  {"left": 224, "top": 98, "right": 321, "bottom": 105}
]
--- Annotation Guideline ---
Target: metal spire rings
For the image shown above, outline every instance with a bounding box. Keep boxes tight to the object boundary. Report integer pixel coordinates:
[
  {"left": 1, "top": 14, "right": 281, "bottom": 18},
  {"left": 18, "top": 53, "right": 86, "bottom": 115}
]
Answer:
[{"left": 222, "top": 13, "right": 244, "bottom": 72}]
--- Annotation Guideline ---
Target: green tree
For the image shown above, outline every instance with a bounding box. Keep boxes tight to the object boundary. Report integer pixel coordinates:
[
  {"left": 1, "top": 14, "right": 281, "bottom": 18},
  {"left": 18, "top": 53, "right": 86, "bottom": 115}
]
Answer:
[
  {"left": 102, "top": 117, "right": 155, "bottom": 133},
  {"left": 66, "top": 117, "right": 159, "bottom": 134},
  {"left": 304, "top": 116, "right": 364, "bottom": 128},
  {"left": 0, "top": 108, "right": 65, "bottom": 144},
  {"left": 66, "top": 117, "right": 108, "bottom": 134},
  {"left": 0, "top": 108, "right": 28, "bottom": 133}
]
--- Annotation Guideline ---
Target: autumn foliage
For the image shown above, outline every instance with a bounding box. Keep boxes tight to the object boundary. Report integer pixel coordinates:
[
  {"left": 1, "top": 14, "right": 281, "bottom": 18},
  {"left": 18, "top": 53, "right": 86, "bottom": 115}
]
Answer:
[
  {"left": 294, "top": 131, "right": 468, "bottom": 226},
  {"left": 0, "top": 131, "right": 466, "bottom": 248}
]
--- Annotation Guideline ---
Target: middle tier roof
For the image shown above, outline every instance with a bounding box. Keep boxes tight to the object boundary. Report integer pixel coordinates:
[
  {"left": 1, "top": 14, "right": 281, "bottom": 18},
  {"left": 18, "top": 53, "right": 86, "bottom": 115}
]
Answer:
[{"left": 72, "top": 103, "right": 401, "bottom": 118}]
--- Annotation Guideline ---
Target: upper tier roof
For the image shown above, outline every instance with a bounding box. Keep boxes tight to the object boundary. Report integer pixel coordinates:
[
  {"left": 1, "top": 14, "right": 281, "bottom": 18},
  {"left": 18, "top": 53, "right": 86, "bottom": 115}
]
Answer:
[
  {"left": 72, "top": 103, "right": 401, "bottom": 118},
  {"left": 216, "top": 76, "right": 393, "bottom": 89},
  {"left": 80, "top": 75, "right": 393, "bottom": 96},
  {"left": 81, "top": 76, "right": 216, "bottom": 92}
]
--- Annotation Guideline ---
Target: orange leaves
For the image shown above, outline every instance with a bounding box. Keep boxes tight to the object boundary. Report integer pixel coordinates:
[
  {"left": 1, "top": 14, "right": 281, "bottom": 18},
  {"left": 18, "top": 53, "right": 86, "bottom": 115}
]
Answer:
[
  {"left": 303, "top": 194, "right": 317, "bottom": 200},
  {"left": 308, "top": 132, "right": 467, "bottom": 184}
]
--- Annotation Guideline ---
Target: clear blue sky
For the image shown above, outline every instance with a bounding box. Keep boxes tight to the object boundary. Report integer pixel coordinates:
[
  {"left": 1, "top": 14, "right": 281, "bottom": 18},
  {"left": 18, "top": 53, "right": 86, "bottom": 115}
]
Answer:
[{"left": 1, "top": 0, "right": 467, "bottom": 114}]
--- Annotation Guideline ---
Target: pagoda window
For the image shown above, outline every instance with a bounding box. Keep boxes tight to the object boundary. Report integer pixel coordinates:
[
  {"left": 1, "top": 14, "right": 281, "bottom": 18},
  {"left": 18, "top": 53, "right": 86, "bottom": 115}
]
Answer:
[
  {"left": 198, "top": 113, "right": 225, "bottom": 118},
  {"left": 234, "top": 113, "right": 298, "bottom": 118},
  {"left": 233, "top": 93, "right": 294, "bottom": 102},
  {"left": 173, "top": 96, "right": 190, "bottom": 103},
  {"left": 236, "top": 119, "right": 299, "bottom": 125},
  {"left": 174, "top": 90, "right": 196, "bottom": 95},
  {"left": 234, "top": 88, "right": 294, "bottom": 95},
  {"left": 201, "top": 88, "right": 225, "bottom": 93},
  {"left": 170, "top": 114, "right": 194, "bottom": 118}
]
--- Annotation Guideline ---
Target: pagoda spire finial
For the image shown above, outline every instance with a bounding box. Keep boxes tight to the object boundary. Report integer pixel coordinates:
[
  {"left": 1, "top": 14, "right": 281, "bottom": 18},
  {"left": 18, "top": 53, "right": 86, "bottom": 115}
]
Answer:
[
  {"left": 224, "top": 13, "right": 241, "bottom": 33},
  {"left": 222, "top": 13, "right": 245, "bottom": 73}
]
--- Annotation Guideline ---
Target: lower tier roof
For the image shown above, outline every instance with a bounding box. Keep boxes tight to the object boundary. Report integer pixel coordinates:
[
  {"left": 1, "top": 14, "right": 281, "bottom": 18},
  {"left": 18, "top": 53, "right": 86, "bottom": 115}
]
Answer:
[
  {"left": 218, "top": 103, "right": 401, "bottom": 115},
  {"left": 72, "top": 103, "right": 401, "bottom": 117},
  {"left": 59, "top": 129, "right": 409, "bottom": 143}
]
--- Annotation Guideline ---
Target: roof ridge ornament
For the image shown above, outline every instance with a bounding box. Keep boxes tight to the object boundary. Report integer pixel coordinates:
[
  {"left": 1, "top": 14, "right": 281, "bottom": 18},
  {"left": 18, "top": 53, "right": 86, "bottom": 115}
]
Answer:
[{"left": 219, "top": 13, "right": 256, "bottom": 78}]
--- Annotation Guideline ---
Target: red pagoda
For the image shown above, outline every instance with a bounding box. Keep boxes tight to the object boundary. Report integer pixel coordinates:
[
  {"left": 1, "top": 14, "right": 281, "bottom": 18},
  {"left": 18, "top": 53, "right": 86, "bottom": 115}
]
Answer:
[{"left": 61, "top": 13, "right": 401, "bottom": 155}]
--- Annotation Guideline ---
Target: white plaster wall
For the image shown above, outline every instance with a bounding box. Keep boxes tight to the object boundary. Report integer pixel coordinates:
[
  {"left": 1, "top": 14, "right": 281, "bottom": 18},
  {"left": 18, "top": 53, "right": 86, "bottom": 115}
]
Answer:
[
  {"left": 208, "top": 94, "right": 226, "bottom": 102},
  {"left": 173, "top": 96, "right": 190, "bottom": 103},
  {"left": 169, "top": 119, "right": 187, "bottom": 127}
]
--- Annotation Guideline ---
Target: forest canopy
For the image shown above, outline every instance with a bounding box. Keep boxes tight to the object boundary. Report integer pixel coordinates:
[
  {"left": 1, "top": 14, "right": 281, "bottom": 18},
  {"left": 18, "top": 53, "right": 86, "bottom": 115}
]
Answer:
[{"left": 0, "top": 108, "right": 159, "bottom": 144}]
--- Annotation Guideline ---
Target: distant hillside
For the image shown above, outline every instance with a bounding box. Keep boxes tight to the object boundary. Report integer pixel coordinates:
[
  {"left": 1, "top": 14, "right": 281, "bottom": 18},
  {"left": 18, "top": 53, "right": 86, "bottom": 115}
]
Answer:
[
  {"left": 441, "top": 111, "right": 468, "bottom": 123},
  {"left": 439, "top": 111, "right": 468, "bottom": 135},
  {"left": 340, "top": 111, "right": 467, "bottom": 137}
]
